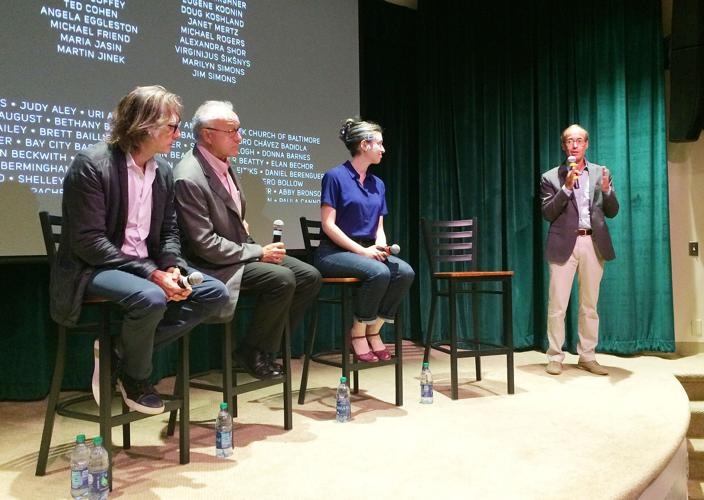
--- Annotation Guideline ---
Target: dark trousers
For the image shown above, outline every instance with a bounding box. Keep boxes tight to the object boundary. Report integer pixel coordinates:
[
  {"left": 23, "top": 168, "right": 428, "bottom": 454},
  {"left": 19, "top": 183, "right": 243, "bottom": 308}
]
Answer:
[{"left": 240, "top": 255, "right": 321, "bottom": 352}]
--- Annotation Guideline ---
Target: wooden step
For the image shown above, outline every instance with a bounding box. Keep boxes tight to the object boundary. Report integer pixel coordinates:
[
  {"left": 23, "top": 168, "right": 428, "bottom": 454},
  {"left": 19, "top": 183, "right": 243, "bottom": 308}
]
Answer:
[
  {"left": 690, "top": 438, "right": 704, "bottom": 479},
  {"left": 689, "top": 478, "right": 704, "bottom": 499},
  {"left": 676, "top": 374, "right": 704, "bottom": 401},
  {"left": 690, "top": 401, "right": 704, "bottom": 438}
]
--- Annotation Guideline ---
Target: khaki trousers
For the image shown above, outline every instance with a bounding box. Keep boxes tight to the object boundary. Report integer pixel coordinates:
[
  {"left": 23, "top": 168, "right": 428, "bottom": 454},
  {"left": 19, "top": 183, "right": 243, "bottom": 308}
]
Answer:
[{"left": 546, "top": 235, "right": 604, "bottom": 363}]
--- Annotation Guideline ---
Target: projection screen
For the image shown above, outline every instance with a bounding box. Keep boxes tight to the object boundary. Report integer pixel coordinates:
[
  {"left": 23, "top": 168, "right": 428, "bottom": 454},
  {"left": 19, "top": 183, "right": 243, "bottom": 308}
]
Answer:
[{"left": 0, "top": 0, "right": 360, "bottom": 257}]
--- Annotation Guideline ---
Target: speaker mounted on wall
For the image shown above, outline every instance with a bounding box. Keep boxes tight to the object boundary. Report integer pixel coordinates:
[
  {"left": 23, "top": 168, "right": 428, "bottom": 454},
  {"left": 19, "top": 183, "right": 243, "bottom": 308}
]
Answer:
[{"left": 669, "top": 0, "right": 704, "bottom": 142}]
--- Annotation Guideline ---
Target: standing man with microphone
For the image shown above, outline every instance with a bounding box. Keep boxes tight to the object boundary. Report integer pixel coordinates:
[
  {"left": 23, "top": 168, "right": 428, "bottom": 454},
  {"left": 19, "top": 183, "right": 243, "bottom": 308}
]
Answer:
[
  {"left": 173, "top": 100, "right": 321, "bottom": 379},
  {"left": 540, "top": 124, "right": 619, "bottom": 376}
]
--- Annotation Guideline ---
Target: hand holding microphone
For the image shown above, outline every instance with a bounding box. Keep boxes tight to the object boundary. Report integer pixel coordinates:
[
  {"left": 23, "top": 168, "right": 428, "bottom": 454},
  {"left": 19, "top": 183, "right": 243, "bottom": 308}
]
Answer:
[
  {"left": 376, "top": 243, "right": 401, "bottom": 256},
  {"left": 150, "top": 268, "right": 199, "bottom": 301},
  {"left": 261, "top": 219, "right": 285, "bottom": 264},
  {"left": 177, "top": 271, "right": 203, "bottom": 289},
  {"left": 272, "top": 219, "right": 284, "bottom": 243},
  {"left": 566, "top": 155, "right": 580, "bottom": 190}
]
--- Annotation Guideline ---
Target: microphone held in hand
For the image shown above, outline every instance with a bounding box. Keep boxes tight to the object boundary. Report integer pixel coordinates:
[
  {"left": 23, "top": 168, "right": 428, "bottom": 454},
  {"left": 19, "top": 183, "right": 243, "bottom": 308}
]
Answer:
[
  {"left": 377, "top": 244, "right": 401, "bottom": 255},
  {"left": 177, "top": 271, "right": 204, "bottom": 289},
  {"left": 567, "top": 155, "right": 579, "bottom": 189},
  {"left": 272, "top": 219, "right": 284, "bottom": 243}
]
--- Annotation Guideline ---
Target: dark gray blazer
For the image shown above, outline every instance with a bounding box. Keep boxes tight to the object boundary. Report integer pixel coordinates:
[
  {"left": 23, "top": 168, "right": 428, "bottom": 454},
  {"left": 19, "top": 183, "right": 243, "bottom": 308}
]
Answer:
[
  {"left": 540, "top": 160, "right": 619, "bottom": 264},
  {"left": 51, "top": 142, "right": 186, "bottom": 326},
  {"left": 173, "top": 147, "right": 262, "bottom": 317}
]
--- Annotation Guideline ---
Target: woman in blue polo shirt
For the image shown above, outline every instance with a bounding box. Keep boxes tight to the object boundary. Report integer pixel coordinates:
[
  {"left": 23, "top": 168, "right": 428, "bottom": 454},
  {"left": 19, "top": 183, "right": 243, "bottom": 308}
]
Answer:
[{"left": 314, "top": 118, "right": 415, "bottom": 362}]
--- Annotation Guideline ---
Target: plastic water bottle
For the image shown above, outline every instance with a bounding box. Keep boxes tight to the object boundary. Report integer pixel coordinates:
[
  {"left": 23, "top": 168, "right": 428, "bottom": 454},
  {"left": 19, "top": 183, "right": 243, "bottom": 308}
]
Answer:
[
  {"left": 70, "top": 434, "right": 90, "bottom": 499},
  {"left": 88, "top": 436, "right": 109, "bottom": 500},
  {"left": 215, "top": 402, "right": 233, "bottom": 457},
  {"left": 336, "top": 376, "right": 351, "bottom": 422},
  {"left": 420, "top": 362, "right": 433, "bottom": 404}
]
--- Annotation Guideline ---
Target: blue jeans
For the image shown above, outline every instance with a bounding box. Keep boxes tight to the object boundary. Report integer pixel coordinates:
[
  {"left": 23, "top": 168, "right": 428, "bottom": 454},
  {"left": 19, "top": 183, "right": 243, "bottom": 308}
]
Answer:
[
  {"left": 86, "top": 268, "right": 229, "bottom": 380},
  {"left": 314, "top": 242, "right": 415, "bottom": 323}
]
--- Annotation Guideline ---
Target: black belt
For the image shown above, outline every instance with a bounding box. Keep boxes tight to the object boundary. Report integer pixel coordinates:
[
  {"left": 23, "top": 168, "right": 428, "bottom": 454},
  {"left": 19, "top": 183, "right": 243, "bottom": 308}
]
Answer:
[
  {"left": 321, "top": 236, "right": 376, "bottom": 249},
  {"left": 576, "top": 228, "right": 593, "bottom": 236}
]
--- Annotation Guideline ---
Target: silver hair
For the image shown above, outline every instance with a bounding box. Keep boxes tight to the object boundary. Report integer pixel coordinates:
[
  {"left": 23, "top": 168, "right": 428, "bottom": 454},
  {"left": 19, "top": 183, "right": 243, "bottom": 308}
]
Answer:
[{"left": 192, "top": 100, "right": 237, "bottom": 140}]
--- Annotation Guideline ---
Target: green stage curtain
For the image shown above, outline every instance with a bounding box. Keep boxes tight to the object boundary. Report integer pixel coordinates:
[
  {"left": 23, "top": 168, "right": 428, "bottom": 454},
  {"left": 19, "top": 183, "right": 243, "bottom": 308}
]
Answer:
[{"left": 414, "top": 0, "right": 673, "bottom": 353}]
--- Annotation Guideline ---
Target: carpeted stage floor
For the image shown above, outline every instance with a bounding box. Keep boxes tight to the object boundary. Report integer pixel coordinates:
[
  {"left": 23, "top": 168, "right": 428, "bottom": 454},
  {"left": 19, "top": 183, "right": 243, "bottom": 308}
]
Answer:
[{"left": 0, "top": 343, "right": 695, "bottom": 499}]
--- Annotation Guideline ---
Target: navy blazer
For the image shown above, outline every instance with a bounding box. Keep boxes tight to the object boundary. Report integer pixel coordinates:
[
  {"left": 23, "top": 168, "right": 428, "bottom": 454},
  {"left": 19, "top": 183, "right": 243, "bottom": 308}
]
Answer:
[
  {"left": 540, "top": 160, "right": 619, "bottom": 264},
  {"left": 51, "top": 142, "right": 186, "bottom": 326}
]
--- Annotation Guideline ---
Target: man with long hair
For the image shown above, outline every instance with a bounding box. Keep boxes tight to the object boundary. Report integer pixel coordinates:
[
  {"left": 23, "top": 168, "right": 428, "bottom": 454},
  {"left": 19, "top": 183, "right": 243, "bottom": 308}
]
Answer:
[{"left": 52, "top": 86, "right": 229, "bottom": 414}]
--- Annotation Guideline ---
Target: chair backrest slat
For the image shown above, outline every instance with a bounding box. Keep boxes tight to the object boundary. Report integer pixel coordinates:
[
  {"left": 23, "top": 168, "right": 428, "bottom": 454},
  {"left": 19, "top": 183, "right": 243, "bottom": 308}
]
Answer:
[
  {"left": 421, "top": 217, "right": 478, "bottom": 272},
  {"left": 38, "top": 211, "right": 61, "bottom": 267},
  {"left": 299, "top": 217, "right": 324, "bottom": 253}
]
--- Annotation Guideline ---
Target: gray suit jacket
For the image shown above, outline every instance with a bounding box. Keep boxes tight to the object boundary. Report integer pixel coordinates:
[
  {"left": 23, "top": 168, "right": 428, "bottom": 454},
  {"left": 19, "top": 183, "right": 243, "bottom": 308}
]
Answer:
[
  {"left": 540, "top": 160, "right": 619, "bottom": 264},
  {"left": 173, "top": 147, "right": 262, "bottom": 318}
]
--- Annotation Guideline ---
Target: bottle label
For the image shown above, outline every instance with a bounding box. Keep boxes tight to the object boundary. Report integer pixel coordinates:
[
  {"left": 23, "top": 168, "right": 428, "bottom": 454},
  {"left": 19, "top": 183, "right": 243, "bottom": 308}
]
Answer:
[
  {"left": 216, "top": 430, "right": 232, "bottom": 449},
  {"left": 90, "top": 470, "right": 109, "bottom": 495},
  {"left": 421, "top": 383, "right": 433, "bottom": 398},
  {"left": 70, "top": 468, "right": 88, "bottom": 489},
  {"left": 336, "top": 399, "right": 350, "bottom": 420}
]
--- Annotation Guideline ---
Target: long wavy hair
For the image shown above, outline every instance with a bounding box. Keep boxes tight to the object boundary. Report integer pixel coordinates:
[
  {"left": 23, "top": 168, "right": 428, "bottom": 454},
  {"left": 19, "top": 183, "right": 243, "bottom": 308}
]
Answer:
[{"left": 107, "top": 85, "right": 182, "bottom": 152}]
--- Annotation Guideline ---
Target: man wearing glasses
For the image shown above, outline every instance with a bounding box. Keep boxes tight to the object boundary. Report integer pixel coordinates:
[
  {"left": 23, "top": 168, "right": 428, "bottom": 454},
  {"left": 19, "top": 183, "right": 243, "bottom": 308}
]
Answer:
[
  {"left": 540, "top": 124, "right": 619, "bottom": 376},
  {"left": 52, "top": 86, "right": 229, "bottom": 414},
  {"left": 173, "top": 100, "right": 321, "bottom": 379}
]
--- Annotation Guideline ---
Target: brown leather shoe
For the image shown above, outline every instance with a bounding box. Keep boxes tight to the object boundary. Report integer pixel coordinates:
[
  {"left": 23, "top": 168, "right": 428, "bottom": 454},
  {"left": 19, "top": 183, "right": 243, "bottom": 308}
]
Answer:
[
  {"left": 546, "top": 361, "right": 562, "bottom": 375},
  {"left": 577, "top": 359, "right": 609, "bottom": 376}
]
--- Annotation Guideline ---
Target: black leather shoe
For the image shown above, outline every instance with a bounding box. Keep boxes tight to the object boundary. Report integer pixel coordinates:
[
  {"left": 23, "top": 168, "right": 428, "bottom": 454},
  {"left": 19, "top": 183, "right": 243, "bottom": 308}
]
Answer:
[
  {"left": 233, "top": 345, "right": 281, "bottom": 379},
  {"left": 266, "top": 352, "right": 284, "bottom": 375}
]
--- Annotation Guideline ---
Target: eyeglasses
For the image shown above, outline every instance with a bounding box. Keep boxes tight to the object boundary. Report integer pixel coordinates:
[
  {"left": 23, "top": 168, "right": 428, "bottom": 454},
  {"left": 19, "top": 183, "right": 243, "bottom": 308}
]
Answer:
[
  {"left": 563, "top": 138, "right": 586, "bottom": 146},
  {"left": 166, "top": 121, "right": 180, "bottom": 134},
  {"left": 204, "top": 126, "right": 241, "bottom": 136}
]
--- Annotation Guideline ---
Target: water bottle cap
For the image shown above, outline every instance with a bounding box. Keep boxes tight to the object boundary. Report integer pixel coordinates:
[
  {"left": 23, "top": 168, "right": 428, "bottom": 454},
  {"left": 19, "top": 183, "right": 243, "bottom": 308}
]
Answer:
[
  {"left": 93, "top": 436, "right": 103, "bottom": 446},
  {"left": 220, "top": 402, "right": 228, "bottom": 410},
  {"left": 76, "top": 434, "right": 86, "bottom": 443},
  {"left": 340, "top": 376, "right": 347, "bottom": 383}
]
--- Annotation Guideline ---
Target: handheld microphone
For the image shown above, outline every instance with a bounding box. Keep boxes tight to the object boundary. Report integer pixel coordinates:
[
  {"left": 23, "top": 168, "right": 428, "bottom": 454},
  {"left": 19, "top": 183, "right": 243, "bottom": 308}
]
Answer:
[
  {"left": 177, "top": 271, "right": 203, "bottom": 289},
  {"left": 272, "top": 219, "right": 284, "bottom": 243},
  {"left": 567, "top": 155, "right": 579, "bottom": 189},
  {"left": 377, "top": 244, "right": 401, "bottom": 255}
]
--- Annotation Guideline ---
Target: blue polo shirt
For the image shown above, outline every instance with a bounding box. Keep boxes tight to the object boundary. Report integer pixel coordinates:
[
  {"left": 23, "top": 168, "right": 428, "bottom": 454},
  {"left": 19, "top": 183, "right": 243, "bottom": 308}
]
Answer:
[{"left": 320, "top": 160, "right": 388, "bottom": 239}]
